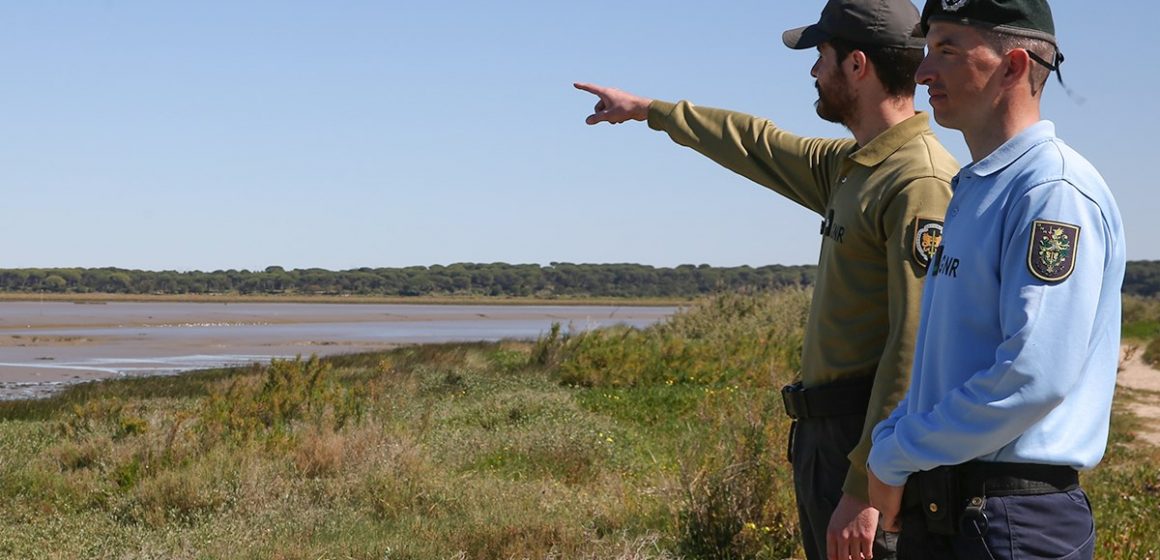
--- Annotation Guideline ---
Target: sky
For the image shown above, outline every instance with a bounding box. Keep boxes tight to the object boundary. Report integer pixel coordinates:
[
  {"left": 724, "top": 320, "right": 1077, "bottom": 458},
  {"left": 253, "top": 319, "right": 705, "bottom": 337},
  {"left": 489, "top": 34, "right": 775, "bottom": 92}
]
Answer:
[{"left": 0, "top": 1, "right": 1155, "bottom": 271}]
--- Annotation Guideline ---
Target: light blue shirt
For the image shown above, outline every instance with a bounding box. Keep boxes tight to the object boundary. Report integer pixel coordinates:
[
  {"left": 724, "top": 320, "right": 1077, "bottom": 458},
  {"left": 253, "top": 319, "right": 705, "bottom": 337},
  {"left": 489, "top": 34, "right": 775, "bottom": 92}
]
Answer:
[{"left": 868, "top": 121, "right": 1126, "bottom": 486}]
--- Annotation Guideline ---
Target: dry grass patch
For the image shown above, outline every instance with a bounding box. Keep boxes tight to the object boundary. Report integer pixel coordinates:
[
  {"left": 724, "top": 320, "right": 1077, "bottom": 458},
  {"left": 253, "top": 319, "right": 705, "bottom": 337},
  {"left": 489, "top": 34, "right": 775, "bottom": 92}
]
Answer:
[{"left": 294, "top": 428, "right": 346, "bottom": 478}]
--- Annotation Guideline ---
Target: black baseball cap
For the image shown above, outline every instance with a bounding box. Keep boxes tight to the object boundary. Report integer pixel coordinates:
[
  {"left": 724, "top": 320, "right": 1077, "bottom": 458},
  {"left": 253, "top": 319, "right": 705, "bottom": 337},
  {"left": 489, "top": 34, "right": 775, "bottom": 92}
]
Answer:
[
  {"left": 783, "top": 0, "right": 927, "bottom": 50},
  {"left": 919, "top": 0, "right": 1057, "bottom": 45}
]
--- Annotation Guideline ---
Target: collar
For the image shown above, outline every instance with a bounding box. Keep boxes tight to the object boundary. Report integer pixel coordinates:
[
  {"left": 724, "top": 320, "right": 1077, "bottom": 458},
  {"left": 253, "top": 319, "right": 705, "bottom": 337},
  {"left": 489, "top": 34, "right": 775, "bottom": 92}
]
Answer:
[
  {"left": 848, "top": 112, "right": 934, "bottom": 167},
  {"left": 967, "top": 121, "right": 1057, "bottom": 177}
]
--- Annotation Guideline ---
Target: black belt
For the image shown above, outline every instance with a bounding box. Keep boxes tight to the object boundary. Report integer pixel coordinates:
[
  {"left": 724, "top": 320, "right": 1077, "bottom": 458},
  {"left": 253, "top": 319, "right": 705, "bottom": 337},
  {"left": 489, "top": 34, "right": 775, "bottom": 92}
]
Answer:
[
  {"left": 957, "top": 461, "right": 1079, "bottom": 497},
  {"left": 903, "top": 461, "right": 1080, "bottom": 536},
  {"left": 904, "top": 461, "right": 1079, "bottom": 504},
  {"left": 781, "top": 373, "right": 875, "bottom": 420}
]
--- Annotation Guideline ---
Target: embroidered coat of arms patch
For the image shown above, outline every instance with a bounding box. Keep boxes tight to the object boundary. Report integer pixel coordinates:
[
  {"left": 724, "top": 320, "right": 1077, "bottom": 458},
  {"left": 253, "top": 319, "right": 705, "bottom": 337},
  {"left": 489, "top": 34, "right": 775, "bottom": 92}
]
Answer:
[
  {"left": 1028, "top": 219, "right": 1080, "bottom": 282},
  {"left": 913, "top": 217, "right": 944, "bottom": 269}
]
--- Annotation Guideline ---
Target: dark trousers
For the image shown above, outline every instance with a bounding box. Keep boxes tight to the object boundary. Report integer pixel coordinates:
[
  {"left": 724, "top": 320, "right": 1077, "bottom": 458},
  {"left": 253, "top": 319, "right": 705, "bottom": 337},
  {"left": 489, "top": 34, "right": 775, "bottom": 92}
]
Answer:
[
  {"left": 897, "top": 488, "right": 1095, "bottom": 560},
  {"left": 791, "top": 415, "right": 897, "bottom": 560}
]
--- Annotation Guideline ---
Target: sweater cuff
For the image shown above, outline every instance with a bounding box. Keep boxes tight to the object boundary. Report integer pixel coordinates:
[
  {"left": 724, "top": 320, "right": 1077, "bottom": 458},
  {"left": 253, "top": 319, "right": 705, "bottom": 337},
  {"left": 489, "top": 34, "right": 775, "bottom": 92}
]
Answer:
[
  {"left": 842, "top": 461, "right": 871, "bottom": 502},
  {"left": 647, "top": 100, "right": 677, "bottom": 131},
  {"left": 867, "top": 434, "right": 913, "bottom": 487}
]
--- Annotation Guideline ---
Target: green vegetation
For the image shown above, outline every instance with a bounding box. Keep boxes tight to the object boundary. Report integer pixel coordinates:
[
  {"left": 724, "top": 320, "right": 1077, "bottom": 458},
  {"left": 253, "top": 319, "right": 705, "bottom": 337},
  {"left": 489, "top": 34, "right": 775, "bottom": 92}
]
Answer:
[
  {"left": 1126, "top": 260, "right": 1160, "bottom": 298},
  {"left": 0, "top": 289, "right": 1156, "bottom": 559},
  {"left": 1124, "top": 294, "right": 1160, "bottom": 340},
  {"left": 1123, "top": 294, "right": 1160, "bottom": 367},
  {"left": 0, "top": 263, "right": 816, "bottom": 299},
  {"left": 4, "top": 261, "right": 1160, "bottom": 298}
]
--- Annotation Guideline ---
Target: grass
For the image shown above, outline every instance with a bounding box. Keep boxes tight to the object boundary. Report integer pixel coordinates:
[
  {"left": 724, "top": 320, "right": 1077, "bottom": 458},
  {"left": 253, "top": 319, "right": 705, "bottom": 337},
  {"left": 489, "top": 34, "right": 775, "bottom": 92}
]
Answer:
[
  {"left": 1124, "top": 294, "right": 1160, "bottom": 368},
  {"left": 0, "top": 289, "right": 1155, "bottom": 559},
  {"left": 1124, "top": 294, "right": 1160, "bottom": 342}
]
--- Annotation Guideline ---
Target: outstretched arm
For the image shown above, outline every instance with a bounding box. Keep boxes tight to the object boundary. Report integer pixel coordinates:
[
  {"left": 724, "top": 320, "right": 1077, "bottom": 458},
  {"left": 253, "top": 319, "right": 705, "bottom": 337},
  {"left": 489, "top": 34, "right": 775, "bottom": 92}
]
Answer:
[
  {"left": 574, "top": 82, "right": 652, "bottom": 125},
  {"left": 575, "top": 82, "right": 851, "bottom": 213}
]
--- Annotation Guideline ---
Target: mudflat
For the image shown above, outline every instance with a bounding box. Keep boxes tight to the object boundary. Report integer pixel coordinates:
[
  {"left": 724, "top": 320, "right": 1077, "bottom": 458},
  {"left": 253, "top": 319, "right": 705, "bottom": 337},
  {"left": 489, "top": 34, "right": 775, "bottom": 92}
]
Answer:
[{"left": 0, "top": 301, "right": 676, "bottom": 399}]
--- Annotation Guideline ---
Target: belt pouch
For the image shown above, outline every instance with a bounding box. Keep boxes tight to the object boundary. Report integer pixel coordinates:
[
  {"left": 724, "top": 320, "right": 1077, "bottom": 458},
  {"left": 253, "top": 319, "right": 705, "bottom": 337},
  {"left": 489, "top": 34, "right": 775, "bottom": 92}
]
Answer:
[{"left": 917, "top": 466, "right": 960, "bottom": 535}]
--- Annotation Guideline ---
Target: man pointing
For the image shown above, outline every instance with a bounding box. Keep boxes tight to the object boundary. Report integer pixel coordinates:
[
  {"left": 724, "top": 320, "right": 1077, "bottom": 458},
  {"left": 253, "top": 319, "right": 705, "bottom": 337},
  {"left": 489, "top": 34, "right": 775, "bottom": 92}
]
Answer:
[{"left": 576, "top": 1, "right": 957, "bottom": 558}]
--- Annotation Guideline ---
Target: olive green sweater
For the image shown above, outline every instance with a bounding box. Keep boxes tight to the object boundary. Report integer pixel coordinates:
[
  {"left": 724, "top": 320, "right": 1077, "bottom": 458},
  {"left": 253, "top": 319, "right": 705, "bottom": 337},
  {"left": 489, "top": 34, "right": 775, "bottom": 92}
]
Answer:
[{"left": 648, "top": 100, "right": 958, "bottom": 500}]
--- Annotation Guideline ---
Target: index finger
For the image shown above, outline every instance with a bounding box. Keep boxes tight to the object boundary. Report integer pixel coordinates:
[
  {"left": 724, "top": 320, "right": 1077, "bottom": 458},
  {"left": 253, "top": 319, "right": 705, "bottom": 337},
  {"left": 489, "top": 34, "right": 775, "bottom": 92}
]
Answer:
[{"left": 573, "top": 82, "right": 608, "bottom": 98}]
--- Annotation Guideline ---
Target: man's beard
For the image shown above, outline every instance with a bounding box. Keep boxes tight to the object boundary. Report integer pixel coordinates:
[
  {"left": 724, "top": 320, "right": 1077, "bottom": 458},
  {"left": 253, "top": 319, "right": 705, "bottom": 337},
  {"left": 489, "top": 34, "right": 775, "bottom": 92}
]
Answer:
[{"left": 814, "top": 71, "right": 857, "bottom": 126}]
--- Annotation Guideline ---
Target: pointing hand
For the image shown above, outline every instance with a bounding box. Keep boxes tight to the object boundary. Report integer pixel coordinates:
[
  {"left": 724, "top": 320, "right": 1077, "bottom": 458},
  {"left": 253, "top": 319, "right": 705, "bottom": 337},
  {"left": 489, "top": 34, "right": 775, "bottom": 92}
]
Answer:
[{"left": 573, "top": 82, "right": 652, "bottom": 125}]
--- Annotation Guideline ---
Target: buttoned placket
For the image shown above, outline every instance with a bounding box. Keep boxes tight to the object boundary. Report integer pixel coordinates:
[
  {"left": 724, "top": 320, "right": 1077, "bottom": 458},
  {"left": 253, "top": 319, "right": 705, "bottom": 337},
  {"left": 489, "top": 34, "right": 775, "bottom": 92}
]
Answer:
[
  {"left": 947, "top": 173, "right": 974, "bottom": 220},
  {"left": 837, "top": 161, "right": 852, "bottom": 189}
]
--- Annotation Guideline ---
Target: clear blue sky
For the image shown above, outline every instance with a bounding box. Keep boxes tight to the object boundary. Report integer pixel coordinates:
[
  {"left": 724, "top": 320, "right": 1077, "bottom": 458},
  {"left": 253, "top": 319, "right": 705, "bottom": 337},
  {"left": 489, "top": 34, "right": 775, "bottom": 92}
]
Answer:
[{"left": 1, "top": 1, "right": 1154, "bottom": 271}]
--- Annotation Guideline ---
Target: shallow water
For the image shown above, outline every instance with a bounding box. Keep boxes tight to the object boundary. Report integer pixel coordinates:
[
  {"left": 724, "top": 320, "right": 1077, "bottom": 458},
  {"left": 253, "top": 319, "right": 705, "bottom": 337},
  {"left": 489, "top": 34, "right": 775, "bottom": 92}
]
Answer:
[{"left": 0, "top": 301, "right": 677, "bottom": 399}]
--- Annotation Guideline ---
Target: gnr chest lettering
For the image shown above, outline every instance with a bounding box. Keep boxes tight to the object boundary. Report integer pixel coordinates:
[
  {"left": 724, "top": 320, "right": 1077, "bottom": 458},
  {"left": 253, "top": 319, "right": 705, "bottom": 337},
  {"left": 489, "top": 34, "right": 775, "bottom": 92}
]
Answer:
[
  {"left": 930, "top": 245, "right": 959, "bottom": 278},
  {"left": 820, "top": 209, "right": 846, "bottom": 244}
]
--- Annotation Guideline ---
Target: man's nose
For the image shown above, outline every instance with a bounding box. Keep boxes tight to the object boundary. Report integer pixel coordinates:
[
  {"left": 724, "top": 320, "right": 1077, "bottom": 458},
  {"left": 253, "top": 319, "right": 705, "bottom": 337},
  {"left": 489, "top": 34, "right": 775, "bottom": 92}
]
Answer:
[{"left": 915, "top": 55, "right": 935, "bottom": 85}]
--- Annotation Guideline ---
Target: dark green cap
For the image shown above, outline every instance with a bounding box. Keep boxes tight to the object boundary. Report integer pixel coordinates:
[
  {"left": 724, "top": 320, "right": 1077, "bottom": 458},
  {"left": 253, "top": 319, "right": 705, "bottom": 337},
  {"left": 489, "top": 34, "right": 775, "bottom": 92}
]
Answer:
[{"left": 919, "top": 0, "right": 1057, "bottom": 45}]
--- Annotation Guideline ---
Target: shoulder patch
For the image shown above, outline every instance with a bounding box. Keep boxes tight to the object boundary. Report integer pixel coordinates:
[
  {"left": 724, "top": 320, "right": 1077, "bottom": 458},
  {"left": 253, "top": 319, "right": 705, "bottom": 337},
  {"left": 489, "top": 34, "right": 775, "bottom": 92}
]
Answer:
[
  {"left": 913, "top": 217, "right": 944, "bottom": 269},
  {"left": 1028, "top": 220, "right": 1080, "bottom": 282}
]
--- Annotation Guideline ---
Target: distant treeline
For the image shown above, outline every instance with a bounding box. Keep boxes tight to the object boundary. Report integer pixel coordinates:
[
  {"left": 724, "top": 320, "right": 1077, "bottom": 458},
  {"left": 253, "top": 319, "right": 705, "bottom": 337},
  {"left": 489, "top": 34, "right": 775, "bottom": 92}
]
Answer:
[
  {"left": 3, "top": 261, "right": 1159, "bottom": 298},
  {"left": 0, "top": 263, "right": 816, "bottom": 298},
  {"left": 1124, "top": 260, "right": 1160, "bottom": 297}
]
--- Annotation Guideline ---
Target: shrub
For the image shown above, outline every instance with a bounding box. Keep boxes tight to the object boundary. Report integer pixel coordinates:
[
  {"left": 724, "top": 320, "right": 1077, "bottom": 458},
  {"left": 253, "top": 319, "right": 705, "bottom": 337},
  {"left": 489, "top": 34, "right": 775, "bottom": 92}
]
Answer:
[
  {"left": 50, "top": 440, "right": 105, "bottom": 471},
  {"left": 197, "top": 355, "right": 364, "bottom": 444},
  {"left": 1122, "top": 294, "right": 1160, "bottom": 340},
  {"left": 530, "top": 322, "right": 568, "bottom": 368},
  {"left": 128, "top": 468, "right": 225, "bottom": 525},
  {"left": 677, "top": 395, "right": 799, "bottom": 560},
  {"left": 58, "top": 399, "right": 147, "bottom": 441},
  {"left": 1143, "top": 336, "right": 1160, "bottom": 368},
  {"left": 543, "top": 289, "right": 811, "bottom": 389}
]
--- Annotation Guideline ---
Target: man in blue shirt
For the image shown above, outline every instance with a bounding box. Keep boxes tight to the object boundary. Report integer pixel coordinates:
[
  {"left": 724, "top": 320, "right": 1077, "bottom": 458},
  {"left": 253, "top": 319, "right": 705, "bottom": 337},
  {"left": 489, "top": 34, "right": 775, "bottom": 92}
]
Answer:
[{"left": 867, "top": 1, "right": 1126, "bottom": 558}]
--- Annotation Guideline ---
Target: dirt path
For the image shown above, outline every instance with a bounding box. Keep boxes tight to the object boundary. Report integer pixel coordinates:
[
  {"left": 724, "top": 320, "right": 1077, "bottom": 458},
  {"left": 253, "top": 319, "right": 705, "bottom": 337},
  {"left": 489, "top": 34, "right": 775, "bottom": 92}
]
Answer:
[{"left": 1118, "top": 344, "right": 1160, "bottom": 447}]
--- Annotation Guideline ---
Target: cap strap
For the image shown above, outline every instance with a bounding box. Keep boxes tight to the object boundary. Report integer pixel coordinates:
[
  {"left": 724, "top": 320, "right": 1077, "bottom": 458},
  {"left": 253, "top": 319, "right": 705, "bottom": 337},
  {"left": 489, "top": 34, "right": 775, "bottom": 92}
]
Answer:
[
  {"left": 1026, "top": 49, "right": 1060, "bottom": 79},
  {"left": 1026, "top": 48, "right": 1085, "bottom": 103}
]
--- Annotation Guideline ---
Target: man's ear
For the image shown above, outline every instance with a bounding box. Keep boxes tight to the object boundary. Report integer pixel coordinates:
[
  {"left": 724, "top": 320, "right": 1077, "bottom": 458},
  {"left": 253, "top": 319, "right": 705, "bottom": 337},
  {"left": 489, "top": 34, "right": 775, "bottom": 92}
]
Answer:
[
  {"left": 1002, "top": 48, "right": 1032, "bottom": 91},
  {"left": 847, "top": 49, "right": 871, "bottom": 81}
]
